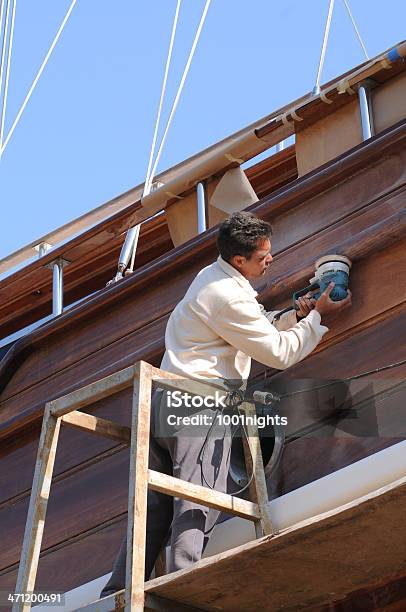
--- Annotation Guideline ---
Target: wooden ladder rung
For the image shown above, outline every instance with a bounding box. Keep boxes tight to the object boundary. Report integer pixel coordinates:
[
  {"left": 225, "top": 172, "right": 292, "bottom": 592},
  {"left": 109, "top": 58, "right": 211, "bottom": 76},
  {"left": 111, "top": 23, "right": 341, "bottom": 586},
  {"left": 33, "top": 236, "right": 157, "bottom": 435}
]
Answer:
[
  {"left": 61, "top": 411, "right": 131, "bottom": 444},
  {"left": 49, "top": 366, "right": 136, "bottom": 417},
  {"left": 148, "top": 469, "right": 260, "bottom": 521}
]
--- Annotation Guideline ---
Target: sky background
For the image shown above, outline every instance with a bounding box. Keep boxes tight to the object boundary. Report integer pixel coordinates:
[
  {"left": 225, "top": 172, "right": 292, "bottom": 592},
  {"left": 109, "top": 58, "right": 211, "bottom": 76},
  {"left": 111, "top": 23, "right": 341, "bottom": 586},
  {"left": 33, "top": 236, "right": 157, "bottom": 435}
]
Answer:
[{"left": 0, "top": 0, "right": 405, "bottom": 261}]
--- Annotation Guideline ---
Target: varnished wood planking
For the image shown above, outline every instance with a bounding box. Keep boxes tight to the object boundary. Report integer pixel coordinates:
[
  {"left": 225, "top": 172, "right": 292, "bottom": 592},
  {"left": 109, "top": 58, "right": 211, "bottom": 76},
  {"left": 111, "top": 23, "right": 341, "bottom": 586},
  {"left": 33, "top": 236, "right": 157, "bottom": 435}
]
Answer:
[
  {"left": 2, "top": 181, "right": 404, "bottom": 406},
  {"left": 0, "top": 448, "right": 130, "bottom": 571},
  {"left": 281, "top": 437, "right": 405, "bottom": 495},
  {"left": 0, "top": 389, "right": 131, "bottom": 506},
  {"left": 0, "top": 516, "right": 127, "bottom": 593},
  {"left": 0, "top": 220, "right": 174, "bottom": 340},
  {"left": 1, "top": 121, "right": 405, "bottom": 405},
  {"left": 2, "top": 232, "right": 404, "bottom": 440}
]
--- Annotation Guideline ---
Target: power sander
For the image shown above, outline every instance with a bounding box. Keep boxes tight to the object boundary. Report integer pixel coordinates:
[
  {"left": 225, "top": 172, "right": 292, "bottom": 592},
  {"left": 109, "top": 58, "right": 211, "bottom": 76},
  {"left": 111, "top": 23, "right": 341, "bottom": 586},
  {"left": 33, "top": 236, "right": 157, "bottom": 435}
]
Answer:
[{"left": 273, "top": 254, "right": 352, "bottom": 320}]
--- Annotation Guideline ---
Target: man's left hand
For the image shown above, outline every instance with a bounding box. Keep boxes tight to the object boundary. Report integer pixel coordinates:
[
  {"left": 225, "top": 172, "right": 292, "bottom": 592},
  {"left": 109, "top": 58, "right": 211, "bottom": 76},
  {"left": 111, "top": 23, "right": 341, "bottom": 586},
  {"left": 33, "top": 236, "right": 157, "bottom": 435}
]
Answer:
[{"left": 295, "top": 292, "right": 317, "bottom": 319}]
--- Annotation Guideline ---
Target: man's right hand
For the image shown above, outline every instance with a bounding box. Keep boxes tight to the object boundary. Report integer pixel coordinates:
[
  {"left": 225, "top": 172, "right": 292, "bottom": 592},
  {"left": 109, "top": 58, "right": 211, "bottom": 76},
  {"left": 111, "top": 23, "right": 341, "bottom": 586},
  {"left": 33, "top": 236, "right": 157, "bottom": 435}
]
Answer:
[{"left": 315, "top": 282, "right": 352, "bottom": 317}]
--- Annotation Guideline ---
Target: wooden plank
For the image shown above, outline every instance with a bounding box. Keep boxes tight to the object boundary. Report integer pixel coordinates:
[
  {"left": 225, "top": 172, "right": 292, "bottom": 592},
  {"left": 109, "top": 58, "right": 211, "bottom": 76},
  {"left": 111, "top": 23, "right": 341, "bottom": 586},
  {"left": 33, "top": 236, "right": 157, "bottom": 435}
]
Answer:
[
  {"left": 61, "top": 411, "right": 131, "bottom": 444},
  {"left": 144, "top": 477, "right": 406, "bottom": 611},
  {"left": 50, "top": 366, "right": 135, "bottom": 417},
  {"left": 150, "top": 366, "right": 227, "bottom": 395},
  {"left": 240, "top": 403, "right": 274, "bottom": 536},
  {"left": 126, "top": 361, "right": 153, "bottom": 612},
  {"left": 77, "top": 592, "right": 205, "bottom": 612},
  {"left": 12, "top": 405, "right": 61, "bottom": 612},
  {"left": 148, "top": 469, "right": 260, "bottom": 521}
]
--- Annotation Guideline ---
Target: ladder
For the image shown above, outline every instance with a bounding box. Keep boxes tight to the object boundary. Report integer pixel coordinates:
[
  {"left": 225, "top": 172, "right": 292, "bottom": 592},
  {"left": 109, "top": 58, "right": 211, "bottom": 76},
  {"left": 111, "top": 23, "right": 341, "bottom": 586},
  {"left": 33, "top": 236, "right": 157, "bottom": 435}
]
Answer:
[{"left": 13, "top": 361, "right": 275, "bottom": 612}]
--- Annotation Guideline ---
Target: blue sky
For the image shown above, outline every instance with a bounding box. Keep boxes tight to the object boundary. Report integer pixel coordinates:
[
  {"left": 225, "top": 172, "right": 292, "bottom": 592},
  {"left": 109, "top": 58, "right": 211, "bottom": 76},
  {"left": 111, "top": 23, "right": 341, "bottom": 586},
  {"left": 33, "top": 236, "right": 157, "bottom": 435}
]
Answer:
[{"left": 0, "top": 0, "right": 405, "bottom": 260}]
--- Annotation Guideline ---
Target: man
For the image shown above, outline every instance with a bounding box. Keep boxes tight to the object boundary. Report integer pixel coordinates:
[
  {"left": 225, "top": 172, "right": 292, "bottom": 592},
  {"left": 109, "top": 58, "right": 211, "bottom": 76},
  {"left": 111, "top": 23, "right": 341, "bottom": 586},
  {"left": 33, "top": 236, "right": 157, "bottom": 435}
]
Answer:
[{"left": 101, "top": 211, "right": 351, "bottom": 596}]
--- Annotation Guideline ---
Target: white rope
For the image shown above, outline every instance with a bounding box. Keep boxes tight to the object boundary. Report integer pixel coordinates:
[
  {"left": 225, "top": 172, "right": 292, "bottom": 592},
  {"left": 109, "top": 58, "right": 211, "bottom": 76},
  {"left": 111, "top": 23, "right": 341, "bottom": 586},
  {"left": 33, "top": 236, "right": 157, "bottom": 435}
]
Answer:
[
  {"left": 127, "top": 1, "right": 182, "bottom": 274},
  {"left": 0, "top": 1, "right": 6, "bottom": 70},
  {"left": 313, "top": 0, "right": 335, "bottom": 95},
  {"left": 0, "top": 0, "right": 11, "bottom": 114},
  {"left": 127, "top": 0, "right": 211, "bottom": 275},
  {"left": 147, "top": 0, "right": 212, "bottom": 189},
  {"left": 143, "top": 0, "right": 182, "bottom": 198},
  {"left": 342, "top": 0, "right": 369, "bottom": 60},
  {"left": 0, "top": 0, "right": 16, "bottom": 148},
  {"left": 0, "top": 0, "right": 77, "bottom": 158}
]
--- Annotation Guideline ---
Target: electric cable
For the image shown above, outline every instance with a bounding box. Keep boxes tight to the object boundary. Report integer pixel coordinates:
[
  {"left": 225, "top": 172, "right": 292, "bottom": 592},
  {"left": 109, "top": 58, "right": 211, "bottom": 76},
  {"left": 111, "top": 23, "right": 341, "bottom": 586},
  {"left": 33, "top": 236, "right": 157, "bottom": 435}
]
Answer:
[
  {"left": 0, "top": 0, "right": 16, "bottom": 149},
  {"left": 277, "top": 358, "right": 406, "bottom": 400},
  {"left": 342, "top": 0, "right": 369, "bottom": 60},
  {"left": 0, "top": 0, "right": 77, "bottom": 158}
]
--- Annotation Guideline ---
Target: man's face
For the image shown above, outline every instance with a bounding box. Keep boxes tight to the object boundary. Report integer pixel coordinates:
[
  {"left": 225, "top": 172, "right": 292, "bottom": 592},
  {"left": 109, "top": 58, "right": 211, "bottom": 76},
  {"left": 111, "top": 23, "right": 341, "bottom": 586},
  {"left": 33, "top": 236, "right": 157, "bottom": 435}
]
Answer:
[{"left": 230, "top": 238, "right": 273, "bottom": 279}]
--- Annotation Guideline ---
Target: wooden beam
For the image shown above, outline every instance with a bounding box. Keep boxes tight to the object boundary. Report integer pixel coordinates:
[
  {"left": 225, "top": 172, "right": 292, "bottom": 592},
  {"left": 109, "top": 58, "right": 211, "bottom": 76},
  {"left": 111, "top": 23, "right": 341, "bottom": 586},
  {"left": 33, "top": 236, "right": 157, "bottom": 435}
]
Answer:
[
  {"left": 12, "top": 404, "right": 62, "bottom": 612},
  {"left": 76, "top": 592, "right": 204, "bottom": 612},
  {"left": 61, "top": 411, "right": 131, "bottom": 444},
  {"left": 150, "top": 365, "right": 226, "bottom": 395},
  {"left": 125, "top": 362, "right": 153, "bottom": 612},
  {"left": 50, "top": 366, "right": 135, "bottom": 417},
  {"left": 148, "top": 469, "right": 260, "bottom": 522},
  {"left": 240, "top": 403, "right": 274, "bottom": 537}
]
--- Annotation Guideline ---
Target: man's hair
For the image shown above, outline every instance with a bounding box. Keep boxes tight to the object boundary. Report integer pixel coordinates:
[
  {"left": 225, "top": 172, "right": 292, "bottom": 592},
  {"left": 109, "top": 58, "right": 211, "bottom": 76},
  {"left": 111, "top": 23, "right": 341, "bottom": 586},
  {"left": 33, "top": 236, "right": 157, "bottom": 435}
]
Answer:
[{"left": 216, "top": 212, "right": 272, "bottom": 262}]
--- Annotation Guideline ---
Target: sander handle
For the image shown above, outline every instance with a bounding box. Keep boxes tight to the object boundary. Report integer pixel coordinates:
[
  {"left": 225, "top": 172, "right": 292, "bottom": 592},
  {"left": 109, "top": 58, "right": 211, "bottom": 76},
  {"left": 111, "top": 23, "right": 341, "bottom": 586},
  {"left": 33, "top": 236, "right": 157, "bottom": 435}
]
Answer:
[{"left": 272, "top": 282, "right": 319, "bottom": 321}]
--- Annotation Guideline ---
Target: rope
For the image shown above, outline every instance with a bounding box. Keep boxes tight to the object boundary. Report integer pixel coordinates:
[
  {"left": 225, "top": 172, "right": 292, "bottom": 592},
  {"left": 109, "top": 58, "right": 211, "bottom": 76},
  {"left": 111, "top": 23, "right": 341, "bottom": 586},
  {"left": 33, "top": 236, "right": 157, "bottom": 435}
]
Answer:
[
  {"left": 313, "top": 0, "right": 335, "bottom": 95},
  {"left": 0, "top": 0, "right": 11, "bottom": 125},
  {"left": 143, "top": 0, "right": 182, "bottom": 198},
  {"left": 0, "top": 0, "right": 6, "bottom": 72},
  {"left": 147, "top": 0, "right": 212, "bottom": 188},
  {"left": 0, "top": 0, "right": 77, "bottom": 159},
  {"left": 127, "top": 0, "right": 211, "bottom": 274},
  {"left": 342, "top": 0, "right": 369, "bottom": 60},
  {"left": 0, "top": 0, "right": 16, "bottom": 149},
  {"left": 126, "top": 1, "right": 182, "bottom": 275}
]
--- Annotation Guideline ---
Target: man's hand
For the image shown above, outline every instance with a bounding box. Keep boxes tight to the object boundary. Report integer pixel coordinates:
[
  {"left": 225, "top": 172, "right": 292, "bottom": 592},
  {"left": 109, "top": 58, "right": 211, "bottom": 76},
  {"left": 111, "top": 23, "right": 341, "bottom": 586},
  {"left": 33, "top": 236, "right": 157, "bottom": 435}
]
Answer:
[
  {"left": 315, "top": 282, "right": 352, "bottom": 317},
  {"left": 295, "top": 292, "right": 317, "bottom": 319}
]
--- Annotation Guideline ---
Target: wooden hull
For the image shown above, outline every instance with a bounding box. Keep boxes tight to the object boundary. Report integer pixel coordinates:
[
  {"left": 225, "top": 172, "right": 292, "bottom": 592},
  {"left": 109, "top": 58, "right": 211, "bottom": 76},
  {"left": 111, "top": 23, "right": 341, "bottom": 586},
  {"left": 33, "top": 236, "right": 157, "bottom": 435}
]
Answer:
[{"left": 0, "top": 120, "right": 405, "bottom": 603}]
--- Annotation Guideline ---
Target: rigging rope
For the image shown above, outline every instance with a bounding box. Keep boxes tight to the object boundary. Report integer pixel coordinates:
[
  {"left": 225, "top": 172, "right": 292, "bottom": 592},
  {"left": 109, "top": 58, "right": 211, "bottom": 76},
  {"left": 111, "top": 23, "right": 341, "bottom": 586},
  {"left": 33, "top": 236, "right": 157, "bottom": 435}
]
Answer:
[
  {"left": 313, "top": 0, "right": 335, "bottom": 95},
  {"left": 342, "top": 0, "right": 369, "bottom": 60},
  {"left": 0, "top": 0, "right": 16, "bottom": 149},
  {"left": 0, "top": 0, "right": 7, "bottom": 72},
  {"left": 126, "top": 0, "right": 212, "bottom": 274},
  {"left": 147, "top": 0, "right": 212, "bottom": 190},
  {"left": 126, "top": 0, "right": 183, "bottom": 276},
  {"left": 0, "top": 0, "right": 77, "bottom": 158},
  {"left": 143, "top": 0, "right": 182, "bottom": 198},
  {"left": 0, "top": 0, "right": 11, "bottom": 129}
]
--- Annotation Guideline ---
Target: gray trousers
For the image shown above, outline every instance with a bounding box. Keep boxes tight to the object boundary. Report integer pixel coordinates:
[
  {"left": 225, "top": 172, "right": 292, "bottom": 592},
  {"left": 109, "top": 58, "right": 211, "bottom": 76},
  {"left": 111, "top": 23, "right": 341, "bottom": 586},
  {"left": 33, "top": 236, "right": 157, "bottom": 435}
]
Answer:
[{"left": 101, "top": 391, "right": 232, "bottom": 596}]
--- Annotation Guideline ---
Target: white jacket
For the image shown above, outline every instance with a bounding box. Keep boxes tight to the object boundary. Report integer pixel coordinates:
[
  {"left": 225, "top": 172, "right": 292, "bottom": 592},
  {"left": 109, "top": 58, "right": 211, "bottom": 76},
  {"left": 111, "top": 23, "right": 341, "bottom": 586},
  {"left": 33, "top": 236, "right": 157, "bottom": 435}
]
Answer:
[{"left": 160, "top": 256, "right": 328, "bottom": 381}]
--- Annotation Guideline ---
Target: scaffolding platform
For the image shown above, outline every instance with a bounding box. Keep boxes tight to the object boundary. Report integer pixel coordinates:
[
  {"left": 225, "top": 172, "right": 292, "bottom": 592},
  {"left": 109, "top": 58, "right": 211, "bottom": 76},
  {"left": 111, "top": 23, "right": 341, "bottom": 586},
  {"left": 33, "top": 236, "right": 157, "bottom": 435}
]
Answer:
[{"left": 81, "top": 476, "right": 405, "bottom": 611}]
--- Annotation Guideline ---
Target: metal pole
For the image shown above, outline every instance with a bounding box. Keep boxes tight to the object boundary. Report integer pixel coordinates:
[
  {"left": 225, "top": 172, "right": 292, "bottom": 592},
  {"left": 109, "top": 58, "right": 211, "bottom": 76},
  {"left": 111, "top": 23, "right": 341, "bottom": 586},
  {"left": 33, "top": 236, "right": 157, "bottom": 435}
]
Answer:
[
  {"left": 358, "top": 84, "right": 373, "bottom": 140},
  {"left": 197, "top": 181, "right": 206, "bottom": 234},
  {"left": 52, "top": 261, "right": 62, "bottom": 316}
]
